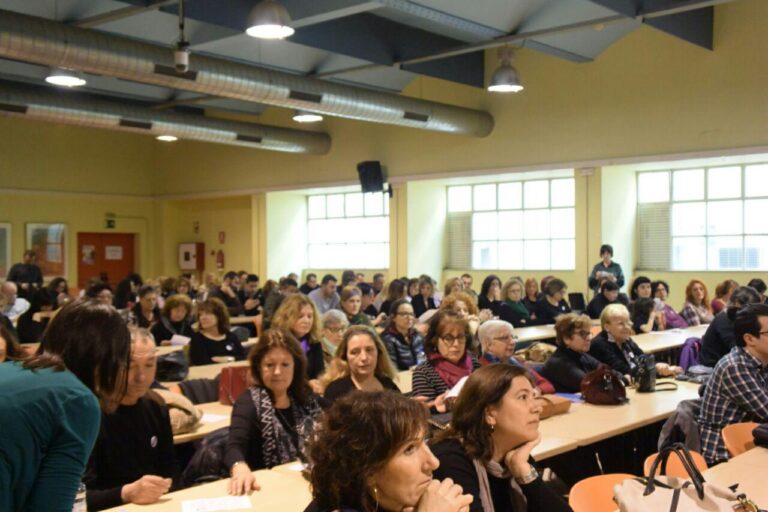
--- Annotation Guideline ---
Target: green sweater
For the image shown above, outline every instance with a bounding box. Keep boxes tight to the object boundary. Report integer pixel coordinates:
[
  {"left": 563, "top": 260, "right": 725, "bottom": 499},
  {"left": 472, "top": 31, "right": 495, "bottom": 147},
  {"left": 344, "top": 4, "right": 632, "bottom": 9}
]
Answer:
[{"left": 0, "top": 361, "right": 100, "bottom": 511}]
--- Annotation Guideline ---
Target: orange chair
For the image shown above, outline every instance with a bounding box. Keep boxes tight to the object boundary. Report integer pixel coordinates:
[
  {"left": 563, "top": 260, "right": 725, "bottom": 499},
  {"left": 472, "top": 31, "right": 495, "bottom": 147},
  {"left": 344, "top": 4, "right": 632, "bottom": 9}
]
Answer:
[
  {"left": 722, "top": 422, "right": 758, "bottom": 457},
  {"left": 643, "top": 450, "right": 708, "bottom": 478},
  {"left": 569, "top": 473, "right": 635, "bottom": 512}
]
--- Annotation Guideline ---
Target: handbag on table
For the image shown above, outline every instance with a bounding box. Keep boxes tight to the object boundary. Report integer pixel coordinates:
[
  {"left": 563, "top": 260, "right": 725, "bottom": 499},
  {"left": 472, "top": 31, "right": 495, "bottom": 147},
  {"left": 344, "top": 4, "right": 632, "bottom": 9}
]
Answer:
[
  {"left": 636, "top": 354, "right": 678, "bottom": 393},
  {"left": 580, "top": 365, "right": 628, "bottom": 405},
  {"left": 218, "top": 365, "right": 251, "bottom": 405},
  {"left": 536, "top": 394, "right": 572, "bottom": 419}
]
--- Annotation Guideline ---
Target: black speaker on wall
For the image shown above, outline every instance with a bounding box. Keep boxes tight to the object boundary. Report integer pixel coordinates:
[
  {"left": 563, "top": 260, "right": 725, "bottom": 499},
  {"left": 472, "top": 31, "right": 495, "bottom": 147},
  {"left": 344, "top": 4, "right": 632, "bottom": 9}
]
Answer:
[{"left": 357, "top": 160, "right": 384, "bottom": 193}]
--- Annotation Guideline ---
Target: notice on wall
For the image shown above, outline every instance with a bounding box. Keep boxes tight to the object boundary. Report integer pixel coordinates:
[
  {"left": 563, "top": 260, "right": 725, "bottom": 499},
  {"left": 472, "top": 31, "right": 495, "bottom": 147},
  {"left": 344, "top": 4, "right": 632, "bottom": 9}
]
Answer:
[
  {"left": 105, "top": 245, "right": 123, "bottom": 260},
  {"left": 81, "top": 245, "right": 95, "bottom": 265}
]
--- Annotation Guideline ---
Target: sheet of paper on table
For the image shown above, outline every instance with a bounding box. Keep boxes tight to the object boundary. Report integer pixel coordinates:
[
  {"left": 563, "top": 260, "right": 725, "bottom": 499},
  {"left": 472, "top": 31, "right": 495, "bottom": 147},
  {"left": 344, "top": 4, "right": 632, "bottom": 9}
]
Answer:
[
  {"left": 170, "top": 334, "right": 192, "bottom": 346},
  {"left": 181, "top": 496, "right": 251, "bottom": 512},
  {"left": 201, "top": 413, "right": 229, "bottom": 424}
]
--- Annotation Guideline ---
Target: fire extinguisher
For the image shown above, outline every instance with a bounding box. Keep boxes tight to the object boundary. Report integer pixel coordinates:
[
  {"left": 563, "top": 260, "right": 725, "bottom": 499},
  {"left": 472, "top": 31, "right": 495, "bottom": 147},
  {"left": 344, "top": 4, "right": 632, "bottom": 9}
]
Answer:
[{"left": 216, "top": 249, "right": 225, "bottom": 270}]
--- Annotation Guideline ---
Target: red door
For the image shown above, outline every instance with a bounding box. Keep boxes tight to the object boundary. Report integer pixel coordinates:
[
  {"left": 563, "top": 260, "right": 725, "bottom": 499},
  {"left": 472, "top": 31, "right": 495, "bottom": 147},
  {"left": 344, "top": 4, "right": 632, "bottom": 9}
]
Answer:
[{"left": 77, "top": 233, "right": 135, "bottom": 289}]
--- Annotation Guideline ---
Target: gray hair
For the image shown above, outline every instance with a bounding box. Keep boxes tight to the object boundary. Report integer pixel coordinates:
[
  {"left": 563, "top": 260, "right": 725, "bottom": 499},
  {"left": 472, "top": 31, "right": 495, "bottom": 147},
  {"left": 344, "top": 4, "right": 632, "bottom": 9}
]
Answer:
[
  {"left": 477, "top": 319, "right": 514, "bottom": 351},
  {"left": 129, "top": 326, "right": 156, "bottom": 348},
  {"left": 323, "top": 309, "right": 349, "bottom": 328}
]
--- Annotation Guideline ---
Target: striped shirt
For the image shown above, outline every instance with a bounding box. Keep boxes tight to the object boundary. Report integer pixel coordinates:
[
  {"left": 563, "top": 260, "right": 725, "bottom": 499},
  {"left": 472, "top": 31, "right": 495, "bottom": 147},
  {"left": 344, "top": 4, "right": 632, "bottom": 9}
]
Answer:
[
  {"left": 411, "top": 357, "right": 481, "bottom": 400},
  {"left": 698, "top": 346, "right": 768, "bottom": 464}
]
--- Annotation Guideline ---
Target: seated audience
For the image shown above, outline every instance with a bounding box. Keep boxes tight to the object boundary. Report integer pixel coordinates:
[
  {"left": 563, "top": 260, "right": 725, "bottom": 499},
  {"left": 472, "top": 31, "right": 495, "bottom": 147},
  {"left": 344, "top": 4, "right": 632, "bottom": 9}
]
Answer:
[
  {"left": 712, "top": 279, "right": 738, "bottom": 314},
  {"left": 159, "top": 277, "right": 176, "bottom": 301},
  {"left": 534, "top": 278, "right": 571, "bottom": 325},
  {"left": 412, "top": 310, "right": 480, "bottom": 405},
  {"left": 47, "top": 276, "right": 69, "bottom": 297},
  {"left": 87, "top": 282, "right": 114, "bottom": 306},
  {"left": 226, "top": 330, "right": 323, "bottom": 494},
  {"left": 308, "top": 274, "right": 340, "bottom": 315},
  {"left": 699, "top": 303, "right": 768, "bottom": 465},
  {"left": 542, "top": 314, "right": 606, "bottom": 393},
  {"left": 1, "top": 281, "right": 30, "bottom": 322},
  {"left": 208, "top": 272, "right": 244, "bottom": 317},
  {"left": 320, "top": 309, "right": 348, "bottom": 363},
  {"left": 340, "top": 270, "right": 356, "bottom": 288},
  {"left": 522, "top": 277, "right": 539, "bottom": 316},
  {"left": 126, "top": 285, "right": 161, "bottom": 329},
  {"left": 151, "top": 293, "right": 194, "bottom": 346},
  {"left": 262, "top": 277, "right": 298, "bottom": 328},
  {"left": 299, "top": 273, "right": 318, "bottom": 295},
  {"left": 439, "top": 291, "right": 489, "bottom": 337},
  {"left": 306, "top": 391, "right": 473, "bottom": 512},
  {"left": 176, "top": 276, "right": 195, "bottom": 300},
  {"left": 652, "top": 280, "right": 688, "bottom": 329},
  {"left": 380, "top": 278, "right": 407, "bottom": 316},
  {"left": 113, "top": 275, "right": 142, "bottom": 310},
  {"left": 270, "top": 294, "right": 325, "bottom": 385},
  {"left": 590, "top": 304, "right": 680, "bottom": 380},
  {"left": 412, "top": 276, "right": 437, "bottom": 319},
  {"left": 478, "top": 274, "right": 503, "bottom": 316},
  {"left": 629, "top": 275, "right": 652, "bottom": 302},
  {"left": 189, "top": 298, "right": 245, "bottom": 366},
  {"left": 461, "top": 273, "right": 477, "bottom": 299},
  {"left": 630, "top": 297, "right": 661, "bottom": 333},
  {"left": 323, "top": 325, "right": 400, "bottom": 403},
  {"left": 431, "top": 364, "right": 571, "bottom": 512},
  {"left": 443, "top": 277, "right": 463, "bottom": 300},
  {"left": 747, "top": 278, "right": 767, "bottom": 303},
  {"left": 238, "top": 274, "right": 262, "bottom": 317},
  {"left": 84, "top": 328, "right": 178, "bottom": 510},
  {"left": 406, "top": 277, "right": 420, "bottom": 302},
  {"left": 700, "top": 286, "right": 761, "bottom": 367},
  {"left": 371, "top": 272, "right": 386, "bottom": 296},
  {"left": 586, "top": 280, "right": 628, "bottom": 320},
  {"left": 477, "top": 320, "right": 555, "bottom": 394},
  {"left": 339, "top": 285, "right": 372, "bottom": 326},
  {"left": 357, "top": 282, "right": 378, "bottom": 317},
  {"left": 588, "top": 243, "right": 625, "bottom": 294},
  {"left": 16, "top": 288, "right": 56, "bottom": 343},
  {"left": 0, "top": 323, "right": 22, "bottom": 362},
  {"left": 681, "top": 279, "right": 714, "bottom": 326},
  {"left": 0, "top": 299, "right": 130, "bottom": 511},
  {"left": 380, "top": 298, "right": 426, "bottom": 370},
  {"left": 499, "top": 277, "right": 534, "bottom": 327}
]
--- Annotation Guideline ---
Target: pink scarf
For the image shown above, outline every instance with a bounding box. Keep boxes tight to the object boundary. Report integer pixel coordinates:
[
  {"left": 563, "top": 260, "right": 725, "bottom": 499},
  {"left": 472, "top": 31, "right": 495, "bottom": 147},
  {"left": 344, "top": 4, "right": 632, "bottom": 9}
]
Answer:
[{"left": 428, "top": 351, "right": 474, "bottom": 389}]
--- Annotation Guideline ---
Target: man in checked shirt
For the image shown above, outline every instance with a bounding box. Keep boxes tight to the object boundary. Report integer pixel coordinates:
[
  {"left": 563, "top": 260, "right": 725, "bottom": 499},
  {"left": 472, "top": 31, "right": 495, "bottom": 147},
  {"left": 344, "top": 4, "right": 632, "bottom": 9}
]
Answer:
[{"left": 699, "top": 303, "right": 768, "bottom": 465}]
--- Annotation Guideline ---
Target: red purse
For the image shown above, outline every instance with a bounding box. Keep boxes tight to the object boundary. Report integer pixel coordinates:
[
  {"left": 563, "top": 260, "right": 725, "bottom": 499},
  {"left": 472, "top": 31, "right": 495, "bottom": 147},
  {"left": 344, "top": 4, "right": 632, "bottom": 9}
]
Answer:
[
  {"left": 218, "top": 366, "right": 252, "bottom": 405},
  {"left": 580, "top": 365, "right": 628, "bottom": 405}
]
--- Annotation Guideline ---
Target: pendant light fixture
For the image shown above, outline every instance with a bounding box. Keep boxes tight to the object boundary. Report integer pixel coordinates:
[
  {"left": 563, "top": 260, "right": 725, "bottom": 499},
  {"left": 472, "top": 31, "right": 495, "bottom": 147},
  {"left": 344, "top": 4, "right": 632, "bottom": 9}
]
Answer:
[
  {"left": 487, "top": 47, "right": 523, "bottom": 93},
  {"left": 45, "top": 68, "right": 87, "bottom": 87},
  {"left": 245, "top": 0, "right": 295, "bottom": 39},
  {"left": 156, "top": 135, "right": 178, "bottom": 142},
  {"left": 292, "top": 110, "right": 323, "bottom": 123}
]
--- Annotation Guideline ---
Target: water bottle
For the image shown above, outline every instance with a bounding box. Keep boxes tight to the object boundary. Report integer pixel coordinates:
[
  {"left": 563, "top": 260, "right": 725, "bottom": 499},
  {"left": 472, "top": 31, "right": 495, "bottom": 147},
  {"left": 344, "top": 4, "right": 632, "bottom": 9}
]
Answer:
[{"left": 72, "top": 482, "right": 86, "bottom": 512}]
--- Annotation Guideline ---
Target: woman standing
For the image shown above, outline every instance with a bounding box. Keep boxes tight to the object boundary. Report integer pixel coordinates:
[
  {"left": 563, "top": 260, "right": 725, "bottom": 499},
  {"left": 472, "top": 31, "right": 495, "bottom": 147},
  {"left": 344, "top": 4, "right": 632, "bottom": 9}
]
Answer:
[
  {"left": 380, "top": 299, "right": 425, "bottom": 370},
  {"left": 588, "top": 244, "right": 625, "bottom": 294},
  {"left": 189, "top": 298, "right": 246, "bottom": 366},
  {"left": 680, "top": 279, "right": 714, "bottom": 326}
]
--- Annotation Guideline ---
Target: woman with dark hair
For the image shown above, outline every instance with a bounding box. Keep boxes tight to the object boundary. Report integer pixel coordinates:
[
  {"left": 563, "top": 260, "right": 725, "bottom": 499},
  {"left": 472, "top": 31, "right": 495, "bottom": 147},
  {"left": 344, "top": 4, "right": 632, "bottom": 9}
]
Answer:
[
  {"left": 411, "top": 310, "right": 480, "bottom": 406},
  {"left": 126, "top": 285, "right": 161, "bottom": 329},
  {"left": 629, "top": 275, "right": 652, "bottom": 302},
  {"left": 478, "top": 275, "right": 502, "bottom": 316},
  {"left": 323, "top": 326, "right": 400, "bottom": 403},
  {"left": 189, "top": 298, "right": 245, "bottom": 366},
  {"left": 541, "top": 314, "right": 605, "bottom": 393},
  {"left": 588, "top": 243, "right": 625, "bottom": 294},
  {"left": 0, "top": 299, "right": 131, "bottom": 511},
  {"left": 652, "top": 280, "right": 688, "bottom": 329},
  {"left": 225, "top": 329, "right": 323, "bottom": 495},
  {"left": 16, "top": 288, "right": 57, "bottom": 343},
  {"left": 271, "top": 294, "right": 325, "bottom": 387},
  {"left": 113, "top": 274, "right": 143, "bottom": 310},
  {"left": 586, "top": 280, "right": 627, "bottom": 320},
  {"left": 407, "top": 277, "right": 420, "bottom": 301},
  {"left": 712, "top": 279, "right": 739, "bottom": 314},
  {"left": 0, "top": 322, "right": 22, "bottom": 362},
  {"left": 380, "top": 279, "right": 407, "bottom": 316},
  {"left": 630, "top": 297, "right": 661, "bottom": 333},
  {"left": 151, "top": 293, "right": 194, "bottom": 346},
  {"left": 87, "top": 282, "right": 114, "bottom": 305},
  {"left": 47, "top": 276, "right": 69, "bottom": 296},
  {"left": 680, "top": 279, "right": 714, "bottom": 326},
  {"left": 700, "top": 286, "right": 762, "bottom": 367},
  {"left": 380, "top": 298, "right": 425, "bottom": 370},
  {"left": 412, "top": 276, "right": 437, "bottom": 319},
  {"left": 431, "top": 364, "right": 571, "bottom": 512},
  {"left": 306, "top": 391, "right": 473, "bottom": 512},
  {"left": 339, "top": 286, "right": 372, "bottom": 326},
  {"left": 534, "top": 278, "right": 571, "bottom": 325}
]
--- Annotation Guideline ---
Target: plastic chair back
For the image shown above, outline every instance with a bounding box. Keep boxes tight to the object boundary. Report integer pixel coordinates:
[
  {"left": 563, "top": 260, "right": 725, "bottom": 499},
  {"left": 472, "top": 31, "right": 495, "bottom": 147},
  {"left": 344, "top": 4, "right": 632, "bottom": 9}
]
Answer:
[
  {"left": 569, "top": 292, "right": 586, "bottom": 312},
  {"left": 643, "top": 449, "right": 707, "bottom": 478},
  {"left": 722, "top": 422, "right": 758, "bottom": 457},
  {"left": 569, "top": 473, "right": 635, "bottom": 512}
]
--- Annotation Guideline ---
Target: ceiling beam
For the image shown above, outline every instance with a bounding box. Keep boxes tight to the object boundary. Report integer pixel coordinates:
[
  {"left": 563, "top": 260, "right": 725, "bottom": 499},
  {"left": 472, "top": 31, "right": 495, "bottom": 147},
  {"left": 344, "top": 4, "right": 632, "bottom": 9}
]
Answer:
[
  {"left": 375, "top": 0, "right": 504, "bottom": 41},
  {"left": 72, "top": 0, "right": 179, "bottom": 28}
]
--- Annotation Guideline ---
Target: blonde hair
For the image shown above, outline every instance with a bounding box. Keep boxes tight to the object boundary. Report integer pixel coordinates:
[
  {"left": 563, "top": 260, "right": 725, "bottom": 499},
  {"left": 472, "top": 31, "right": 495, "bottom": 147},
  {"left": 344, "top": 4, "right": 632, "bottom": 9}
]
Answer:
[
  {"left": 501, "top": 277, "right": 524, "bottom": 301},
  {"left": 322, "top": 325, "right": 396, "bottom": 388},
  {"left": 271, "top": 294, "right": 322, "bottom": 343},
  {"left": 600, "top": 303, "right": 630, "bottom": 329}
]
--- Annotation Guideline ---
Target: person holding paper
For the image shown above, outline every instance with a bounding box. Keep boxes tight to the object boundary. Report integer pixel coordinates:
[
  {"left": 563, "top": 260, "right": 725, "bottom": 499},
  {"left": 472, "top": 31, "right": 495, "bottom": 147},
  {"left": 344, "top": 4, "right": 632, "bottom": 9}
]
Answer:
[
  {"left": 84, "top": 328, "right": 178, "bottom": 510},
  {"left": 151, "top": 294, "right": 194, "bottom": 346}
]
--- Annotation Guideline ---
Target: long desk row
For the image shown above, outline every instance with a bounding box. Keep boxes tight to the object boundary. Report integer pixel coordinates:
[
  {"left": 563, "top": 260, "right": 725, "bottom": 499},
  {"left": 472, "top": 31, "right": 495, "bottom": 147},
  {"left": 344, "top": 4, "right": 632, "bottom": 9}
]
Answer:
[{"left": 703, "top": 447, "right": 768, "bottom": 506}]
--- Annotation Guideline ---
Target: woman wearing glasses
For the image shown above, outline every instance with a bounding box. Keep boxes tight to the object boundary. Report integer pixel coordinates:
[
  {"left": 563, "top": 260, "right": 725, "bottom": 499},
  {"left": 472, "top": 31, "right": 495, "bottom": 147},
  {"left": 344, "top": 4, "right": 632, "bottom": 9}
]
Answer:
[
  {"left": 540, "top": 314, "right": 605, "bottom": 393},
  {"left": 380, "top": 299, "right": 426, "bottom": 370},
  {"left": 411, "top": 310, "right": 479, "bottom": 409}
]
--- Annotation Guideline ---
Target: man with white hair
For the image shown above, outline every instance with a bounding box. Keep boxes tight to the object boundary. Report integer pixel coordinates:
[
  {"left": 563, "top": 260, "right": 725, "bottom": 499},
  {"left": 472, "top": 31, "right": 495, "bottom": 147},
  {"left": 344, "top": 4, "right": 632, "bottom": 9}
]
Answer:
[
  {"left": 477, "top": 319, "right": 555, "bottom": 394},
  {"left": 1, "top": 281, "right": 30, "bottom": 322}
]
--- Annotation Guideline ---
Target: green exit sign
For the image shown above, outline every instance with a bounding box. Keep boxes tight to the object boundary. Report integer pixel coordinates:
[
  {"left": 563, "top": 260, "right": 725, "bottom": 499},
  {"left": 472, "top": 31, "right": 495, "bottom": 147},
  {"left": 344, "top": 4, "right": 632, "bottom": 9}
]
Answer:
[{"left": 105, "top": 219, "right": 116, "bottom": 229}]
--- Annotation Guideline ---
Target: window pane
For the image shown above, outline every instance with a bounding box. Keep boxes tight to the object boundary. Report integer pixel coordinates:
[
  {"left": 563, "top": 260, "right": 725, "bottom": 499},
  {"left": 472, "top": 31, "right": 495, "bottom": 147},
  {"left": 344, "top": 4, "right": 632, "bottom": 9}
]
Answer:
[
  {"left": 473, "top": 184, "right": 496, "bottom": 211},
  {"left": 707, "top": 236, "right": 743, "bottom": 270},
  {"left": 523, "top": 209, "right": 550, "bottom": 239},
  {"left": 472, "top": 212, "right": 498, "bottom": 241},
  {"left": 473, "top": 241, "right": 497, "bottom": 269},
  {"left": 744, "top": 236, "right": 768, "bottom": 270},
  {"left": 448, "top": 186, "right": 472, "bottom": 212},
  {"left": 638, "top": 171, "right": 669, "bottom": 203},
  {"left": 498, "top": 241, "right": 524, "bottom": 269},
  {"left": 498, "top": 182, "right": 522, "bottom": 209},
  {"left": 707, "top": 200, "right": 742, "bottom": 235},
  {"left": 345, "top": 193, "right": 363, "bottom": 217},
  {"left": 497, "top": 211, "right": 523, "bottom": 240},
  {"left": 524, "top": 240, "right": 550, "bottom": 270},
  {"left": 551, "top": 239, "right": 575, "bottom": 270},
  {"left": 327, "top": 194, "right": 345, "bottom": 217},
  {"left": 308, "top": 196, "right": 326, "bottom": 219},
  {"left": 353, "top": 216, "right": 389, "bottom": 243},
  {"left": 550, "top": 208, "right": 575, "bottom": 238},
  {"left": 673, "top": 169, "right": 704, "bottom": 201},
  {"left": 745, "top": 164, "right": 768, "bottom": 198},
  {"left": 745, "top": 199, "right": 768, "bottom": 234},
  {"left": 672, "top": 237, "right": 706, "bottom": 270},
  {"left": 707, "top": 166, "right": 741, "bottom": 199},
  {"left": 384, "top": 195, "right": 390, "bottom": 215},
  {"left": 364, "top": 193, "right": 383, "bottom": 216},
  {"left": 551, "top": 178, "right": 575, "bottom": 207},
  {"left": 524, "top": 180, "right": 549, "bottom": 208},
  {"left": 672, "top": 202, "right": 705, "bottom": 236}
]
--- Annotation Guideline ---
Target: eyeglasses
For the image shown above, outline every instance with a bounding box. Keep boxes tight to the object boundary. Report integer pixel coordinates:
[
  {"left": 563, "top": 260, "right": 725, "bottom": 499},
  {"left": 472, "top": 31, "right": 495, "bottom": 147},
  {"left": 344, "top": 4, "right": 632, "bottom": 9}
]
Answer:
[
  {"left": 325, "top": 327, "right": 345, "bottom": 334},
  {"left": 575, "top": 330, "right": 592, "bottom": 339},
  {"left": 439, "top": 335, "right": 466, "bottom": 345},
  {"left": 396, "top": 312, "right": 415, "bottom": 317},
  {"left": 492, "top": 334, "right": 515, "bottom": 343}
]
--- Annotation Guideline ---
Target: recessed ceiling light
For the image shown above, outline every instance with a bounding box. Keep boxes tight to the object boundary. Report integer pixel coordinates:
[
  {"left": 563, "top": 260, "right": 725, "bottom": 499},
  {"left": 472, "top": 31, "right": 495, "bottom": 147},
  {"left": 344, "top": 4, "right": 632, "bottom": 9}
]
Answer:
[
  {"left": 156, "top": 135, "right": 178, "bottom": 142},
  {"left": 292, "top": 110, "right": 323, "bottom": 123},
  {"left": 45, "top": 68, "right": 87, "bottom": 87}
]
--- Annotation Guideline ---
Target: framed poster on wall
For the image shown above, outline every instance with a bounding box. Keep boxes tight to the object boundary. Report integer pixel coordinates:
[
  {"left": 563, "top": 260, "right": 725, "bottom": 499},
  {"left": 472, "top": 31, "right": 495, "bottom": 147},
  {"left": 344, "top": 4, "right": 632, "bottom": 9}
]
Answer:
[
  {"left": 0, "top": 223, "right": 10, "bottom": 279},
  {"left": 26, "top": 223, "right": 67, "bottom": 278}
]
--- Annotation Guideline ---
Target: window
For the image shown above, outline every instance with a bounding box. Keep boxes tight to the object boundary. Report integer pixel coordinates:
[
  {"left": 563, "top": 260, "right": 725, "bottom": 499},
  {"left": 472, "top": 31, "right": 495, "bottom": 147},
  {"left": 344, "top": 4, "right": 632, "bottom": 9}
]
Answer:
[
  {"left": 447, "top": 177, "right": 576, "bottom": 270},
  {"left": 637, "top": 164, "right": 768, "bottom": 270},
  {"left": 306, "top": 192, "right": 389, "bottom": 268}
]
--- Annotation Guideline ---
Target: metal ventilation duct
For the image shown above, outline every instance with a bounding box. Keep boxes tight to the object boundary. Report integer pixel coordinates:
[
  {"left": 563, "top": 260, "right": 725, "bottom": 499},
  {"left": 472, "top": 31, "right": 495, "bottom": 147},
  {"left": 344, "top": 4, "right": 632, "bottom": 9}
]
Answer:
[
  {"left": 0, "top": 10, "right": 493, "bottom": 137},
  {"left": 0, "top": 81, "right": 331, "bottom": 155}
]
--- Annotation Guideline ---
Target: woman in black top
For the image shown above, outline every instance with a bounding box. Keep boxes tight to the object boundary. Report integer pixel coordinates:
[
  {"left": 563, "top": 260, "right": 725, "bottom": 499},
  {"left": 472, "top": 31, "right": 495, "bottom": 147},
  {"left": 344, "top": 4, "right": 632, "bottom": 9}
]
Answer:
[
  {"left": 499, "top": 277, "right": 533, "bottom": 327},
  {"left": 189, "top": 298, "right": 245, "bottom": 366},
  {"left": 411, "top": 276, "right": 437, "bottom": 319},
  {"left": 523, "top": 278, "right": 540, "bottom": 316},
  {"left": 630, "top": 297, "right": 660, "bottom": 333},
  {"left": 16, "top": 288, "right": 56, "bottom": 343},
  {"left": 380, "top": 299, "right": 426, "bottom": 370},
  {"left": 541, "top": 313, "right": 603, "bottom": 393},
  {"left": 305, "top": 391, "right": 472, "bottom": 512},
  {"left": 431, "top": 364, "right": 571, "bottom": 512},
  {"left": 323, "top": 326, "right": 400, "bottom": 403},
  {"left": 151, "top": 294, "right": 194, "bottom": 346},
  {"left": 379, "top": 279, "right": 407, "bottom": 317},
  {"left": 127, "top": 285, "right": 161, "bottom": 329},
  {"left": 226, "top": 330, "right": 323, "bottom": 495},
  {"left": 534, "top": 278, "right": 571, "bottom": 325},
  {"left": 478, "top": 275, "right": 502, "bottom": 316}
]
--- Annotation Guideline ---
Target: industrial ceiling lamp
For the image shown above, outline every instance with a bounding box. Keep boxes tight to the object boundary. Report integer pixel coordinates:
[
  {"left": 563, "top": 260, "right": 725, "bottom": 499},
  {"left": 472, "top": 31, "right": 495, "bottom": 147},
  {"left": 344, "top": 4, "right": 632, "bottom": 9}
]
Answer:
[
  {"left": 487, "top": 47, "right": 523, "bottom": 93},
  {"left": 292, "top": 110, "right": 323, "bottom": 123},
  {"left": 245, "top": 0, "right": 295, "bottom": 39},
  {"left": 45, "top": 68, "right": 87, "bottom": 87}
]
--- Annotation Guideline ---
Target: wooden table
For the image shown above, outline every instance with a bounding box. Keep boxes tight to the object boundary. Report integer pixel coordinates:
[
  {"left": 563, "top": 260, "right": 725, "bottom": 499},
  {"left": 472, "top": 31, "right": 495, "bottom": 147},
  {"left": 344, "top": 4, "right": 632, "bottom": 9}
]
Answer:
[
  {"left": 513, "top": 325, "right": 556, "bottom": 342},
  {"left": 187, "top": 360, "right": 250, "bottom": 380},
  {"left": 173, "top": 401, "right": 232, "bottom": 445},
  {"left": 703, "top": 447, "right": 768, "bottom": 507},
  {"left": 633, "top": 324, "right": 707, "bottom": 354},
  {"left": 397, "top": 369, "right": 412, "bottom": 394}
]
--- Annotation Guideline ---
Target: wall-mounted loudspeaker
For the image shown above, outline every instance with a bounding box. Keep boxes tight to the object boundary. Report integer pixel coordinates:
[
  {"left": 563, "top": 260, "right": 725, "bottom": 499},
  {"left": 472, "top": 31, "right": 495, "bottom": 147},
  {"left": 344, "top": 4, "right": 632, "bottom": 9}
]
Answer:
[{"left": 357, "top": 160, "right": 384, "bottom": 193}]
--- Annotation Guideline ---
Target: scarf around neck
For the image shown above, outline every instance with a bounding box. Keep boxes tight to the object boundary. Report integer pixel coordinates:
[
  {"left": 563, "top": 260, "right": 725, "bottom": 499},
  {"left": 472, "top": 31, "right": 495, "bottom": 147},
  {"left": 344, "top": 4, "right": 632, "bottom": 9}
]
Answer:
[
  {"left": 428, "top": 351, "right": 473, "bottom": 388},
  {"left": 504, "top": 299, "right": 530, "bottom": 319},
  {"left": 471, "top": 457, "right": 527, "bottom": 512}
]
